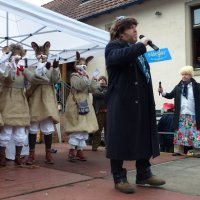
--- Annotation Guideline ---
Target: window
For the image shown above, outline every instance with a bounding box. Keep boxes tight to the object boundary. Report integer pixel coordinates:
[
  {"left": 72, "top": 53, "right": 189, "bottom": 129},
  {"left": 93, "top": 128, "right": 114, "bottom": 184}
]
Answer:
[
  {"left": 194, "top": 8, "right": 200, "bottom": 25},
  {"left": 191, "top": 6, "right": 200, "bottom": 68}
]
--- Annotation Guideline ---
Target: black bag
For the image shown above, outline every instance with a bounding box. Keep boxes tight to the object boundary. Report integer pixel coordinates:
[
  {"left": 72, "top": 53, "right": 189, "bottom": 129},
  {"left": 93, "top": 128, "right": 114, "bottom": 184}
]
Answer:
[{"left": 77, "top": 99, "right": 90, "bottom": 115}]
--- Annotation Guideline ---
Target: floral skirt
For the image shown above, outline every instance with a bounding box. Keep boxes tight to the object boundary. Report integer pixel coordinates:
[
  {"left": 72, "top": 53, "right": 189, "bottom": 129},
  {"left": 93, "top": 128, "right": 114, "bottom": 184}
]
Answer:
[{"left": 174, "top": 114, "right": 200, "bottom": 148}]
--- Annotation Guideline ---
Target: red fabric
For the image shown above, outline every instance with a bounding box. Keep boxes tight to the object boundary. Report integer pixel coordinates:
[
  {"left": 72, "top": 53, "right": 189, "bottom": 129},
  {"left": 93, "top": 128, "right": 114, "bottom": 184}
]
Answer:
[
  {"left": 16, "top": 66, "right": 24, "bottom": 76},
  {"left": 99, "top": 109, "right": 107, "bottom": 113},
  {"left": 163, "top": 103, "right": 174, "bottom": 111},
  {"left": 77, "top": 70, "right": 89, "bottom": 79}
]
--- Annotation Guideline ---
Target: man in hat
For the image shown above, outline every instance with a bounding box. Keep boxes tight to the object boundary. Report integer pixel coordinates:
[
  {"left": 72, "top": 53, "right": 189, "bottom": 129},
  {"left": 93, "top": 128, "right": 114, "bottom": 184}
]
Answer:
[{"left": 105, "top": 16, "right": 165, "bottom": 194}]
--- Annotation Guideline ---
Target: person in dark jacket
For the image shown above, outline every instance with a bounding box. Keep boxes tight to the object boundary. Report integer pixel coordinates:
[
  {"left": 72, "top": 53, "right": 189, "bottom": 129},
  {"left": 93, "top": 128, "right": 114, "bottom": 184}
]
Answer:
[
  {"left": 92, "top": 76, "right": 108, "bottom": 151},
  {"left": 159, "top": 66, "right": 200, "bottom": 157},
  {"left": 105, "top": 16, "right": 165, "bottom": 194},
  {"left": 157, "top": 103, "right": 174, "bottom": 153}
]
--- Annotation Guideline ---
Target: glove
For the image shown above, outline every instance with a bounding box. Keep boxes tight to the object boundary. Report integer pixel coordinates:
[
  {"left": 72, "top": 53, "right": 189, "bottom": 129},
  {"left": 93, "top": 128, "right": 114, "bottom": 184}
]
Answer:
[
  {"left": 46, "top": 62, "right": 51, "bottom": 69},
  {"left": 92, "top": 69, "right": 100, "bottom": 78},
  {"left": 52, "top": 59, "right": 59, "bottom": 68},
  {"left": 0, "top": 52, "right": 12, "bottom": 64}
]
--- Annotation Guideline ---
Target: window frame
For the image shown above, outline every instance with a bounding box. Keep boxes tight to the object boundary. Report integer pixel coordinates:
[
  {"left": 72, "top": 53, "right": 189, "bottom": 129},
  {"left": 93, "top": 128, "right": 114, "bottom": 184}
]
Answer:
[{"left": 191, "top": 5, "right": 200, "bottom": 69}]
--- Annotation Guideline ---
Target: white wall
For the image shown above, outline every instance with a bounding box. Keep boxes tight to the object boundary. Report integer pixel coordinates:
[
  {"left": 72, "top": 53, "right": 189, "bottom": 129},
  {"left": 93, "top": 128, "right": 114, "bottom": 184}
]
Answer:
[{"left": 85, "top": 0, "right": 200, "bottom": 109}]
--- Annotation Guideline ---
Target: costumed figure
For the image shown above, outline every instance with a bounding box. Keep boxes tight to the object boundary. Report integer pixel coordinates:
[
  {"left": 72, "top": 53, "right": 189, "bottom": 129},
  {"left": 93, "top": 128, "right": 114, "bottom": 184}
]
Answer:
[
  {"left": 0, "top": 43, "right": 44, "bottom": 166},
  {"left": 26, "top": 41, "right": 60, "bottom": 165},
  {"left": 0, "top": 46, "right": 10, "bottom": 128},
  {"left": 65, "top": 51, "right": 100, "bottom": 162}
]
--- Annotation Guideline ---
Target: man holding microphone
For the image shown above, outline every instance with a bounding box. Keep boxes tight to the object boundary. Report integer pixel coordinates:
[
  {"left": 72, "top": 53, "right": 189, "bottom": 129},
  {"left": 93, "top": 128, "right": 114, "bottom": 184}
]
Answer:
[{"left": 105, "top": 16, "right": 165, "bottom": 194}]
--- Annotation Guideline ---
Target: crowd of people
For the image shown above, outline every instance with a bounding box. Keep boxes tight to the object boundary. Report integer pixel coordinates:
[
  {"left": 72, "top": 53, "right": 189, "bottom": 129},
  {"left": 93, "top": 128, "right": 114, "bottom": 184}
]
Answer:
[{"left": 0, "top": 15, "right": 200, "bottom": 195}]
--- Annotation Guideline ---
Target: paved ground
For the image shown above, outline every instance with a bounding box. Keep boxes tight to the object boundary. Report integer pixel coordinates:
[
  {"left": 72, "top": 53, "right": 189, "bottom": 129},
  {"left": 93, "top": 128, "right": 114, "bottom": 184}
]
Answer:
[{"left": 0, "top": 143, "right": 200, "bottom": 200}]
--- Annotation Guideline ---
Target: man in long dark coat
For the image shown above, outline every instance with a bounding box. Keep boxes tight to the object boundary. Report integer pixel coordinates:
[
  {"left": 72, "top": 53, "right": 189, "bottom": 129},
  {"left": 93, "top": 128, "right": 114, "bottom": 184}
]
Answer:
[{"left": 105, "top": 16, "right": 165, "bottom": 194}]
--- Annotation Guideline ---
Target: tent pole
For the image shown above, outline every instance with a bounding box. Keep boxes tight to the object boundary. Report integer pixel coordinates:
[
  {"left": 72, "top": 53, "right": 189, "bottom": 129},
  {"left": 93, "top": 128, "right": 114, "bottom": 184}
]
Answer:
[
  {"left": 18, "top": 26, "right": 47, "bottom": 44},
  {"left": 65, "top": 45, "right": 99, "bottom": 60},
  {"left": 9, "top": 38, "right": 32, "bottom": 48},
  {"left": 6, "top": 12, "right": 8, "bottom": 46},
  {"left": 11, "top": 30, "right": 59, "bottom": 39},
  {"left": 0, "top": 39, "right": 6, "bottom": 45}
]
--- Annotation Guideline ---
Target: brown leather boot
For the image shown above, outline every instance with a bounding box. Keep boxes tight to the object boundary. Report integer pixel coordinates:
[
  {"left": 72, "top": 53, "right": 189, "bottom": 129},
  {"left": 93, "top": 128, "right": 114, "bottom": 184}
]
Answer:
[
  {"left": 115, "top": 180, "right": 134, "bottom": 194},
  {"left": 26, "top": 150, "right": 35, "bottom": 165},
  {"left": 0, "top": 146, "right": 6, "bottom": 167},
  {"left": 136, "top": 175, "right": 166, "bottom": 186},
  {"left": 45, "top": 149, "right": 54, "bottom": 164},
  {"left": 68, "top": 149, "right": 76, "bottom": 162},
  {"left": 15, "top": 146, "right": 23, "bottom": 166},
  {"left": 76, "top": 150, "right": 87, "bottom": 161}
]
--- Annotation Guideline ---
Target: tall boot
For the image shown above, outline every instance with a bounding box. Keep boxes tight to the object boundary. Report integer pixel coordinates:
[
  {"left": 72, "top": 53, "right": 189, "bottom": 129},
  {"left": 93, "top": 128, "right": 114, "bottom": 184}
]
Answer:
[
  {"left": 45, "top": 149, "right": 54, "bottom": 164},
  {"left": 0, "top": 146, "right": 6, "bottom": 167},
  {"left": 44, "top": 134, "right": 54, "bottom": 164},
  {"left": 26, "top": 150, "right": 35, "bottom": 165},
  {"left": 76, "top": 149, "right": 87, "bottom": 161},
  {"left": 15, "top": 146, "right": 23, "bottom": 165},
  {"left": 68, "top": 149, "right": 76, "bottom": 162},
  {"left": 26, "top": 134, "right": 36, "bottom": 165}
]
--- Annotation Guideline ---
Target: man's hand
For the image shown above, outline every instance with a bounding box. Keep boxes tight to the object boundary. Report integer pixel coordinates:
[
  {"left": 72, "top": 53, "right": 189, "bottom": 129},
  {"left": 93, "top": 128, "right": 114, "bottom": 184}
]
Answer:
[{"left": 140, "top": 37, "right": 152, "bottom": 46}]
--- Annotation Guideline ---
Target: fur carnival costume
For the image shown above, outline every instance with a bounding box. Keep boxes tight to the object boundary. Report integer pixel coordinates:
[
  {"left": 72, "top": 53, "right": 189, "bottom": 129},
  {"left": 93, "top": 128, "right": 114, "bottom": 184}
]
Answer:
[
  {"left": 0, "top": 43, "right": 45, "bottom": 166},
  {"left": 26, "top": 41, "right": 61, "bottom": 165},
  {"left": 65, "top": 51, "right": 100, "bottom": 162}
]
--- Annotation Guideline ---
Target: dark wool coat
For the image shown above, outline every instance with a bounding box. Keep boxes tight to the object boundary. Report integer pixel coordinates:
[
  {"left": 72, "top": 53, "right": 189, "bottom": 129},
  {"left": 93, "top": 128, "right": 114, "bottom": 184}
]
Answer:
[
  {"left": 105, "top": 40, "right": 160, "bottom": 160},
  {"left": 164, "top": 78, "right": 200, "bottom": 130},
  {"left": 93, "top": 86, "right": 107, "bottom": 114}
]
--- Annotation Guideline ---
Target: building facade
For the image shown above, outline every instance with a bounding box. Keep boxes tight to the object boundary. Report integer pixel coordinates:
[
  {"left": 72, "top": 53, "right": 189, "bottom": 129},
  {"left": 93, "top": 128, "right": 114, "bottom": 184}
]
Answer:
[{"left": 44, "top": 0, "right": 200, "bottom": 109}]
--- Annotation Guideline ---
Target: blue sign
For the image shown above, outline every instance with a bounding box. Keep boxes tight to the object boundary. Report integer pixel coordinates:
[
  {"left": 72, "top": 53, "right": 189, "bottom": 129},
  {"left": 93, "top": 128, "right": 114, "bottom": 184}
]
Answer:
[{"left": 144, "top": 48, "right": 172, "bottom": 63}]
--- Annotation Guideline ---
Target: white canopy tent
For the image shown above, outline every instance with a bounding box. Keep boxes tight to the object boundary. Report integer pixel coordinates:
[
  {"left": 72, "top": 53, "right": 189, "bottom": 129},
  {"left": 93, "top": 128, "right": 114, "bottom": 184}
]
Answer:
[
  {"left": 0, "top": 0, "right": 110, "bottom": 65},
  {"left": 0, "top": 0, "right": 110, "bottom": 143}
]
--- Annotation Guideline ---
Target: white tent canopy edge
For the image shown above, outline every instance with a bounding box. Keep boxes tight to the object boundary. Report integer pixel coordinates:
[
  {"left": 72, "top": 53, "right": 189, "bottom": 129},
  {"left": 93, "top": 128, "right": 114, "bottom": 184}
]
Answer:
[{"left": 0, "top": 0, "right": 110, "bottom": 64}]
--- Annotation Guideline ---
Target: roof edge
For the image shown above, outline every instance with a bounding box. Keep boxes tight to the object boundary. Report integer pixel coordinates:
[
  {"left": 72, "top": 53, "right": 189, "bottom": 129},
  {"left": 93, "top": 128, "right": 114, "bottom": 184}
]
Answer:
[{"left": 78, "top": 0, "right": 145, "bottom": 21}]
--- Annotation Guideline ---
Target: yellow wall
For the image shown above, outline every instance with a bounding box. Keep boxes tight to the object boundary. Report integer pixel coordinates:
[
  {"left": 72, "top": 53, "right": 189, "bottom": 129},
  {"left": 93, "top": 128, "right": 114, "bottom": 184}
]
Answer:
[{"left": 84, "top": 0, "right": 200, "bottom": 109}]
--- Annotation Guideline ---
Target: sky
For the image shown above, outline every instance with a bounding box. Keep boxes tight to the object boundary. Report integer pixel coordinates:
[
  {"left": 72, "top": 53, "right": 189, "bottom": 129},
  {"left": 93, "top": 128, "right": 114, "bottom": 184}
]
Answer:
[{"left": 26, "top": 0, "right": 52, "bottom": 6}]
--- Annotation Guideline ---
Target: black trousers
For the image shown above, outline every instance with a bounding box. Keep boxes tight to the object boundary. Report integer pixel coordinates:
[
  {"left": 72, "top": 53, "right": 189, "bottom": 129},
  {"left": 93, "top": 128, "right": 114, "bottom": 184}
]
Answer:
[{"left": 110, "top": 159, "right": 153, "bottom": 183}]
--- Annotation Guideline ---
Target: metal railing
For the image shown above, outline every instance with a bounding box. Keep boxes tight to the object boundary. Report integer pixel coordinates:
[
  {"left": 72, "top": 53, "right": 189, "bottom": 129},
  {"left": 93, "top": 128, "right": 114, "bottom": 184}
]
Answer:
[{"left": 55, "top": 80, "right": 71, "bottom": 112}]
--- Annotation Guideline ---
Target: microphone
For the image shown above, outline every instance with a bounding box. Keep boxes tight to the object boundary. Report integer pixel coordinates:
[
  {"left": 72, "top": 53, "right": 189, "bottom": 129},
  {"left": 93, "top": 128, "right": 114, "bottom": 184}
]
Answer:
[
  {"left": 139, "top": 35, "right": 159, "bottom": 51},
  {"left": 159, "top": 81, "right": 162, "bottom": 96},
  {"left": 24, "top": 58, "right": 28, "bottom": 68}
]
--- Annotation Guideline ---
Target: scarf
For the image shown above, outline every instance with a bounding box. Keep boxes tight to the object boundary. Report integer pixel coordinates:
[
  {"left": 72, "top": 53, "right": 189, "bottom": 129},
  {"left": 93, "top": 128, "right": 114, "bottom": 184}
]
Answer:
[
  {"left": 127, "top": 43, "right": 150, "bottom": 83},
  {"left": 77, "top": 70, "right": 89, "bottom": 80},
  {"left": 16, "top": 66, "right": 24, "bottom": 76},
  {"left": 138, "top": 55, "right": 150, "bottom": 83},
  {"left": 181, "top": 81, "right": 191, "bottom": 99}
]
